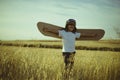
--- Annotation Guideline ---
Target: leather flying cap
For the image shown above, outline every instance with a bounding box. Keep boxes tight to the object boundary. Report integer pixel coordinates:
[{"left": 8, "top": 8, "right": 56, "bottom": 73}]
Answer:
[{"left": 66, "top": 19, "right": 76, "bottom": 26}]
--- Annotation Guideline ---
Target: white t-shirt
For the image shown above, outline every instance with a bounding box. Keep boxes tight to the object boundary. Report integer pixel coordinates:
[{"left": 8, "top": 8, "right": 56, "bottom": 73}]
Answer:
[{"left": 59, "top": 30, "right": 80, "bottom": 52}]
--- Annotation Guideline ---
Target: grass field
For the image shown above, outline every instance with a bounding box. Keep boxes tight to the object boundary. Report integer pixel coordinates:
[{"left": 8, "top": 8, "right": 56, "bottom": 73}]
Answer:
[{"left": 0, "top": 40, "right": 120, "bottom": 80}]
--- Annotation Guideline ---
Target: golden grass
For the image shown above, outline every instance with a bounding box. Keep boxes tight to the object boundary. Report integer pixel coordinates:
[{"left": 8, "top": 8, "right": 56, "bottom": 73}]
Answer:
[{"left": 0, "top": 45, "right": 120, "bottom": 80}]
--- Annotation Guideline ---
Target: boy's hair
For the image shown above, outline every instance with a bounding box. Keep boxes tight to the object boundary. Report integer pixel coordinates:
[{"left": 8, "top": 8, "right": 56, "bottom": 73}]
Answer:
[{"left": 64, "top": 19, "right": 77, "bottom": 33}]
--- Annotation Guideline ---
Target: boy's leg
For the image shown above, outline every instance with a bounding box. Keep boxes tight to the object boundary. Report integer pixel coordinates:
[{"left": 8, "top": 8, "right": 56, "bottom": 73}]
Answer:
[
  {"left": 69, "top": 52, "right": 75, "bottom": 70},
  {"left": 63, "top": 52, "right": 75, "bottom": 70},
  {"left": 63, "top": 53, "right": 70, "bottom": 70}
]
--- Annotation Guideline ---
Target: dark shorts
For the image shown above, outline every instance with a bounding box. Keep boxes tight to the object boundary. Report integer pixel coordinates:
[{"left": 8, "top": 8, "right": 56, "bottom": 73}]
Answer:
[
  {"left": 62, "top": 52, "right": 76, "bottom": 64},
  {"left": 62, "top": 52, "right": 76, "bottom": 56}
]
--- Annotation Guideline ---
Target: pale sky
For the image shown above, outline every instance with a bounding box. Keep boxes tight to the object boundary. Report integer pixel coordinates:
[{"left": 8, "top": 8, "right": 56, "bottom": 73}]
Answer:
[{"left": 0, "top": 0, "right": 120, "bottom": 40}]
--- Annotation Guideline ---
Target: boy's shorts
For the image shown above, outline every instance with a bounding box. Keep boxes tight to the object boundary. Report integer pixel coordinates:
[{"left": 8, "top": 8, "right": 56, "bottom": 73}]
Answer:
[
  {"left": 62, "top": 52, "right": 76, "bottom": 63},
  {"left": 62, "top": 52, "right": 76, "bottom": 56}
]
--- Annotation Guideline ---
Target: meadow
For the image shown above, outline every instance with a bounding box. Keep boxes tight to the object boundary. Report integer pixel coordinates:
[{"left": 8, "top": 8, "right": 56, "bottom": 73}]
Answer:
[{"left": 0, "top": 40, "right": 120, "bottom": 80}]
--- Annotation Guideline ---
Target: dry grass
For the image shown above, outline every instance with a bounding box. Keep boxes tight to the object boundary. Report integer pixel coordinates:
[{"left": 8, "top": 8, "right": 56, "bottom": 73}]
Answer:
[{"left": 0, "top": 41, "right": 120, "bottom": 80}]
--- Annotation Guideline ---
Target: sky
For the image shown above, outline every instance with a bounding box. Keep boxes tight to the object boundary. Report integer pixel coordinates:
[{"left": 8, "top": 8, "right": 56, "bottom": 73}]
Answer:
[{"left": 0, "top": 0, "right": 120, "bottom": 40}]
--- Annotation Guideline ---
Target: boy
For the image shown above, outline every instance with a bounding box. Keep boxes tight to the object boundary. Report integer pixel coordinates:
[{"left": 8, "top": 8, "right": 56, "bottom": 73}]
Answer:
[{"left": 43, "top": 19, "right": 80, "bottom": 71}]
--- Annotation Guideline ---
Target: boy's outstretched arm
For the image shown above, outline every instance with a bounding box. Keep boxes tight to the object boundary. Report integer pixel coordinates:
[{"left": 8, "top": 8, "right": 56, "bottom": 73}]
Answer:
[
  {"left": 80, "top": 33, "right": 97, "bottom": 37},
  {"left": 43, "top": 27, "right": 60, "bottom": 38}
]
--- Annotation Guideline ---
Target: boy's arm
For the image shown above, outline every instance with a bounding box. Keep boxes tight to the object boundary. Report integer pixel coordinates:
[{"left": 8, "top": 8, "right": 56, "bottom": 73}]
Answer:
[
  {"left": 76, "top": 33, "right": 96, "bottom": 40},
  {"left": 43, "top": 27, "right": 60, "bottom": 37},
  {"left": 80, "top": 33, "right": 97, "bottom": 38}
]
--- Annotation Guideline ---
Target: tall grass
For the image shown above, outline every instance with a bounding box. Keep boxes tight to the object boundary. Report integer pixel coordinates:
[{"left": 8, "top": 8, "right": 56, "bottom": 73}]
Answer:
[{"left": 0, "top": 46, "right": 120, "bottom": 80}]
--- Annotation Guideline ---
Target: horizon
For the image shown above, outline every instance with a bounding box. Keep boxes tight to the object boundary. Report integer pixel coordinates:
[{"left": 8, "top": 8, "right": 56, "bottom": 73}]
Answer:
[{"left": 0, "top": 0, "right": 120, "bottom": 40}]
